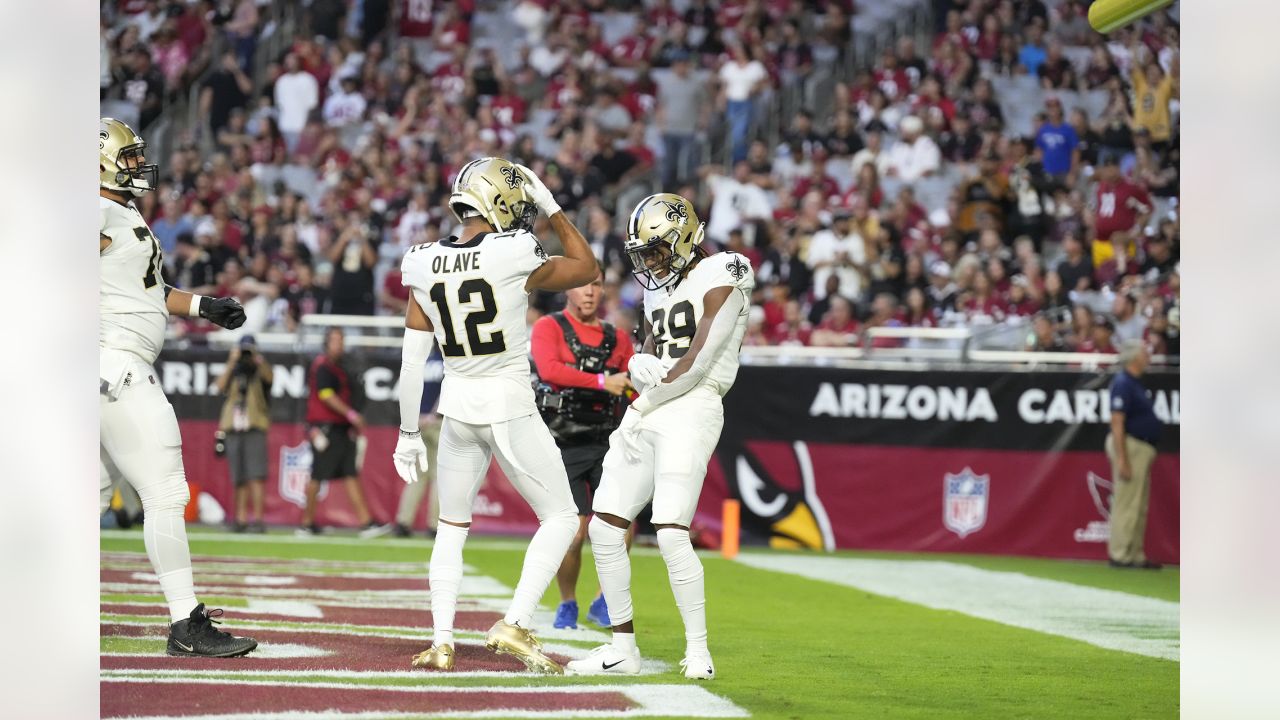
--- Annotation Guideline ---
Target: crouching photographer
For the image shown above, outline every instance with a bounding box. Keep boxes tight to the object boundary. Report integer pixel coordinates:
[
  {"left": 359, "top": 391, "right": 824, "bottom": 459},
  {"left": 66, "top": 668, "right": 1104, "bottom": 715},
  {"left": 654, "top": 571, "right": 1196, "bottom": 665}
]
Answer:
[
  {"left": 530, "top": 267, "right": 636, "bottom": 630},
  {"left": 214, "top": 335, "right": 273, "bottom": 532}
]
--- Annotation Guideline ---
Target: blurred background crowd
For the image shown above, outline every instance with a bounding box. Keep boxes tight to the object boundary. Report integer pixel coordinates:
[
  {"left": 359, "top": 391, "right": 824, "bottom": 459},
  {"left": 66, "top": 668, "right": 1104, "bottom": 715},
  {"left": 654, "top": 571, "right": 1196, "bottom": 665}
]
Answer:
[{"left": 100, "top": 0, "right": 1179, "bottom": 358}]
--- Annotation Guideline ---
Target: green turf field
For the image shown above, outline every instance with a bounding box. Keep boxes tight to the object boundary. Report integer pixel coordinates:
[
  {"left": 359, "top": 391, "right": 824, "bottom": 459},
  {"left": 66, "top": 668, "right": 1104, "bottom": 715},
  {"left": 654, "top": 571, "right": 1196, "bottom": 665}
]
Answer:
[{"left": 101, "top": 530, "right": 1178, "bottom": 719}]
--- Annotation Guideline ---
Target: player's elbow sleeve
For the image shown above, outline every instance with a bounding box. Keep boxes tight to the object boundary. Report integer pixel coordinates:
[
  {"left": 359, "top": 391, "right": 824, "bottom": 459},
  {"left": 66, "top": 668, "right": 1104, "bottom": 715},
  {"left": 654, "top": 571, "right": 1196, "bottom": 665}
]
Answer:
[{"left": 401, "top": 327, "right": 434, "bottom": 368}]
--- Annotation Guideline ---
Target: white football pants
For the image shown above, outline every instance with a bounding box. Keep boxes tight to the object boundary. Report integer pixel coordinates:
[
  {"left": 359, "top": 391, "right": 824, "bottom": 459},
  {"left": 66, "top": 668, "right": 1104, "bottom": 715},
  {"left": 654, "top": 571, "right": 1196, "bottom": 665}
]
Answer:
[
  {"left": 100, "top": 351, "right": 198, "bottom": 623},
  {"left": 592, "top": 387, "right": 724, "bottom": 526},
  {"left": 429, "top": 413, "right": 577, "bottom": 635}
]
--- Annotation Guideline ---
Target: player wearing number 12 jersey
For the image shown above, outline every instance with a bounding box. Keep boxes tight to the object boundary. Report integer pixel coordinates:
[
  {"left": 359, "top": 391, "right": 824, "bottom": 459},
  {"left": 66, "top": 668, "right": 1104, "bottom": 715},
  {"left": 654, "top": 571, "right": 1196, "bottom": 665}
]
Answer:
[
  {"left": 393, "top": 157, "right": 599, "bottom": 673},
  {"left": 567, "top": 193, "right": 754, "bottom": 681},
  {"left": 99, "top": 118, "right": 257, "bottom": 658}
]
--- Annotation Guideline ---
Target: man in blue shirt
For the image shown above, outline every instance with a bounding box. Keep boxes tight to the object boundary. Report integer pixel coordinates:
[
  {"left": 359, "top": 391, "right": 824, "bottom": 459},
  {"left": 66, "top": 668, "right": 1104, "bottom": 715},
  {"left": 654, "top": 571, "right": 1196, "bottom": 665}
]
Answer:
[
  {"left": 1106, "top": 340, "right": 1163, "bottom": 569},
  {"left": 1035, "top": 98, "right": 1079, "bottom": 180},
  {"left": 149, "top": 195, "right": 193, "bottom": 256},
  {"left": 1018, "top": 23, "right": 1048, "bottom": 76}
]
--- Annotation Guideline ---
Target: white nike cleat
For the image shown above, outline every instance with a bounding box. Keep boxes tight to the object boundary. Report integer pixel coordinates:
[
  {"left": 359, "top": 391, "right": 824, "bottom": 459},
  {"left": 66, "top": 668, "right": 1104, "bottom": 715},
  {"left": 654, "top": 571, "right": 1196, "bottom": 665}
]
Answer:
[
  {"left": 680, "top": 651, "right": 715, "bottom": 680},
  {"left": 565, "top": 644, "right": 642, "bottom": 676}
]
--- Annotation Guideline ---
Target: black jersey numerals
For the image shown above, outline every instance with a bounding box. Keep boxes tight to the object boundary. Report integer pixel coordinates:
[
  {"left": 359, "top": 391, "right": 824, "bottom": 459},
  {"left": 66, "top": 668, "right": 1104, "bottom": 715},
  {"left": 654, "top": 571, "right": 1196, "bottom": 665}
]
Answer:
[
  {"left": 428, "top": 279, "right": 506, "bottom": 358},
  {"left": 650, "top": 300, "right": 696, "bottom": 359},
  {"left": 133, "top": 226, "right": 162, "bottom": 289}
]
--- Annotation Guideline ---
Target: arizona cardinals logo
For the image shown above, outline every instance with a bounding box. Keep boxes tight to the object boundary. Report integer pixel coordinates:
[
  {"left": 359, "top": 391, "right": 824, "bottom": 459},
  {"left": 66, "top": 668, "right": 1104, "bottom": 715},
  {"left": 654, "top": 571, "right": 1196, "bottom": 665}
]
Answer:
[
  {"left": 499, "top": 164, "right": 522, "bottom": 189},
  {"left": 726, "top": 256, "right": 748, "bottom": 280},
  {"left": 659, "top": 199, "right": 687, "bottom": 222}
]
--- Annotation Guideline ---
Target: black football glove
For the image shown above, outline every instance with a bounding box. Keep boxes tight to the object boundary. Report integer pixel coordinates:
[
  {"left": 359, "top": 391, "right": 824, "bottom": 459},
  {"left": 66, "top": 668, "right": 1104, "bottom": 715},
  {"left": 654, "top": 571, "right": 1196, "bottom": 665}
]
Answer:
[{"left": 199, "top": 296, "right": 246, "bottom": 330}]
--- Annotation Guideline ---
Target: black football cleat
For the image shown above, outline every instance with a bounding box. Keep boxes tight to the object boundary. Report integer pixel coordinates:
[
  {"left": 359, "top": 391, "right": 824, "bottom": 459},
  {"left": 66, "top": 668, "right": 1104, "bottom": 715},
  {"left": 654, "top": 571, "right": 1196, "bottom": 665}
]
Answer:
[{"left": 167, "top": 604, "right": 258, "bottom": 658}]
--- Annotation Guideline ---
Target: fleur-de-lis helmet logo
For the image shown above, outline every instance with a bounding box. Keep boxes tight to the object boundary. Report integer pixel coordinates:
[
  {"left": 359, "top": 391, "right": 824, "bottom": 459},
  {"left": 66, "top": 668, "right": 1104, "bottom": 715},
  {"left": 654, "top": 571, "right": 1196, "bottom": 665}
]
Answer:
[
  {"left": 499, "top": 164, "right": 522, "bottom": 189},
  {"left": 659, "top": 199, "right": 688, "bottom": 223}
]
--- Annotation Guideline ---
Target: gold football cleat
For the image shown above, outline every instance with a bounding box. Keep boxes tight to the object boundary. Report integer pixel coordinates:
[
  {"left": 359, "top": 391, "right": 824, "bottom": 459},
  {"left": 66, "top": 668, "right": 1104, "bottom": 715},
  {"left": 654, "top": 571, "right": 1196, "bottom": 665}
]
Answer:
[
  {"left": 411, "top": 643, "right": 455, "bottom": 670},
  {"left": 484, "top": 621, "right": 563, "bottom": 674}
]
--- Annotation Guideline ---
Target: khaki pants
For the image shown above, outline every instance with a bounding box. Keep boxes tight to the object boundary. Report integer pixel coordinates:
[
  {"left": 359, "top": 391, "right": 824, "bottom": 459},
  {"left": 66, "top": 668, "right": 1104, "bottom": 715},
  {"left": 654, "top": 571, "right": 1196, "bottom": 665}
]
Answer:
[
  {"left": 395, "top": 421, "right": 441, "bottom": 530},
  {"left": 1104, "top": 433, "right": 1158, "bottom": 564}
]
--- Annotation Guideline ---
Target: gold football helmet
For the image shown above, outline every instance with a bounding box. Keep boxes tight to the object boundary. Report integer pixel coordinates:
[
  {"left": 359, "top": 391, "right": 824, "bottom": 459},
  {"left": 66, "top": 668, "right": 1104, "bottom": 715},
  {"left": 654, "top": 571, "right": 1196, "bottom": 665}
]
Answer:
[
  {"left": 448, "top": 157, "right": 537, "bottom": 232},
  {"left": 99, "top": 117, "right": 158, "bottom": 196},
  {"left": 625, "top": 193, "right": 705, "bottom": 289}
]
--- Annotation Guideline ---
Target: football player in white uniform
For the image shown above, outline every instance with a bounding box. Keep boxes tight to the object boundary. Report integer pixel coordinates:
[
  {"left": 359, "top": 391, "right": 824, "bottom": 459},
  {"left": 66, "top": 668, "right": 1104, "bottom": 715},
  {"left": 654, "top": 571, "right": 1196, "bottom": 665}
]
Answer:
[
  {"left": 566, "top": 193, "right": 754, "bottom": 680},
  {"left": 99, "top": 118, "right": 258, "bottom": 658},
  {"left": 393, "top": 158, "right": 599, "bottom": 673}
]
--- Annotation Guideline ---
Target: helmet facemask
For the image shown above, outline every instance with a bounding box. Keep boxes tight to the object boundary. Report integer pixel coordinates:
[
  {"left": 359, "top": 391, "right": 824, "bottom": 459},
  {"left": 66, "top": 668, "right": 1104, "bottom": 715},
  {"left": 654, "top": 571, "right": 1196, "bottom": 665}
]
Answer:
[
  {"left": 110, "top": 142, "right": 159, "bottom": 196},
  {"left": 626, "top": 223, "right": 703, "bottom": 291}
]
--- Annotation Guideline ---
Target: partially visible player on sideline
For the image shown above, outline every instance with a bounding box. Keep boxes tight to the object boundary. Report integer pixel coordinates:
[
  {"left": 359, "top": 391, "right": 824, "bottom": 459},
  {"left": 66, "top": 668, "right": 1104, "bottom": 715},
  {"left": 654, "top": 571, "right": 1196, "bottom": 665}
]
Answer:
[
  {"left": 566, "top": 193, "right": 754, "bottom": 680},
  {"left": 393, "top": 158, "right": 599, "bottom": 673},
  {"left": 99, "top": 118, "right": 258, "bottom": 657}
]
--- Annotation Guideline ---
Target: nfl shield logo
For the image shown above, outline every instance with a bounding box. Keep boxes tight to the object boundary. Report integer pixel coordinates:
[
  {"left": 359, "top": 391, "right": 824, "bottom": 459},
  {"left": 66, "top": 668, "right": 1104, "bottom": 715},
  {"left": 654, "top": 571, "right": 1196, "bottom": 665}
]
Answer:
[
  {"left": 943, "top": 468, "right": 989, "bottom": 538},
  {"left": 279, "top": 442, "right": 326, "bottom": 508},
  {"left": 1086, "top": 471, "right": 1113, "bottom": 519}
]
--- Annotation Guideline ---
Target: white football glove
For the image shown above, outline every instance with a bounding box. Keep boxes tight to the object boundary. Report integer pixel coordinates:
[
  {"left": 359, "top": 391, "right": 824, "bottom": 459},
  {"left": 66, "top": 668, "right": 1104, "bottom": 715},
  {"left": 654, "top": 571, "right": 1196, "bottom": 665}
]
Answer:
[
  {"left": 617, "top": 408, "right": 644, "bottom": 463},
  {"left": 392, "top": 431, "right": 429, "bottom": 485},
  {"left": 516, "top": 163, "right": 562, "bottom": 217},
  {"left": 628, "top": 353, "right": 665, "bottom": 393}
]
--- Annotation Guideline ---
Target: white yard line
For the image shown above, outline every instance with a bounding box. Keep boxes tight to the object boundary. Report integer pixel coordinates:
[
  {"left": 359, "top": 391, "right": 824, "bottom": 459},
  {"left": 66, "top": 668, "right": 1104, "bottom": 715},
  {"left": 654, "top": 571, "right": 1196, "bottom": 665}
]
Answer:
[
  {"left": 100, "top": 679, "right": 747, "bottom": 719},
  {"left": 736, "top": 554, "right": 1179, "bottom": 661},
  {"left": 102, "top": 576, "right": 514, "bottom": 598},
  {"left": 103, "top": 529, "right": 537, "bottom": 552},
  {"left": 102, "top": 552, "right": 434, "bottom": 574},
  {"left": 101, "top": 654, "right": 674, "bottom": 680}
]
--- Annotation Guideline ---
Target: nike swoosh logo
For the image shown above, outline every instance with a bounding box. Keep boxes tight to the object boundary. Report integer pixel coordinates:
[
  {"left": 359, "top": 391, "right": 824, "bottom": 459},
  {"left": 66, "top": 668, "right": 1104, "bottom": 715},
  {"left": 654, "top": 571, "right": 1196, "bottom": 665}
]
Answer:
[
  {"left": 174, "top": 640, "right": 194, "bottom": 652},
  {"left": 602, "top": 659, "right": 626, "bottom": 670}
]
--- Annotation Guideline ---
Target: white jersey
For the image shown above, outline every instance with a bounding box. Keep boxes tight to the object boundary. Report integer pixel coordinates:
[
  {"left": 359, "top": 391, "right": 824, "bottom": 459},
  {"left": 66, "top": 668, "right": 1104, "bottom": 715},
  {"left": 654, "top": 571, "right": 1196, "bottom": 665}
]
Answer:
[
  {"left": 643, "top": 251, "right": 755, "bottom": 398},
  {"left": 100, "top": 196, "right": 167, "bottom": 364},
  {"left": 401, "top": 229, "right": 549, "bottom": 424}
]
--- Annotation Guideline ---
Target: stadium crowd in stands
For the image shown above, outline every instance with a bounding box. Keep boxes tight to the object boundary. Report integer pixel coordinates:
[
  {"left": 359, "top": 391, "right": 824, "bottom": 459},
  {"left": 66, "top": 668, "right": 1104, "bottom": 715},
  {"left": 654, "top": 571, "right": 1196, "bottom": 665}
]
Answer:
[{"left": 103, "top": 0, "right": 1179, "bottom": 357}]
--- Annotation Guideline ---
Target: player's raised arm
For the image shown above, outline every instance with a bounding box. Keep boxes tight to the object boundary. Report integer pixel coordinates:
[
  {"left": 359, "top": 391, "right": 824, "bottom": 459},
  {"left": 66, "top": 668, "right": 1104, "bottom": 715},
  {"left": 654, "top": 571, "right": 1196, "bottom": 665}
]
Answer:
[
  {"left": 163, "top": 285, "right": 246, "bottom": 329},
  {"left": 393, "top": 293, "right": 435, "bottom": 485},
  {"left": 519, "top": 164, "right": 599, "bottom": 292},
  {"left": 630, "top": 284, "right": 746, "bottom": 416}
]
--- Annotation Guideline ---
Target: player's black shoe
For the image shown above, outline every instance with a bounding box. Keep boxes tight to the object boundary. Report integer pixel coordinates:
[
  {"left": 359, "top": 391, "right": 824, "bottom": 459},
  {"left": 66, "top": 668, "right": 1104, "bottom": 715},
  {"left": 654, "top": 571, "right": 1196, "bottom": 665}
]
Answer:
[{"left": 167, "top": 604, "right": 258, "bottom": 658}]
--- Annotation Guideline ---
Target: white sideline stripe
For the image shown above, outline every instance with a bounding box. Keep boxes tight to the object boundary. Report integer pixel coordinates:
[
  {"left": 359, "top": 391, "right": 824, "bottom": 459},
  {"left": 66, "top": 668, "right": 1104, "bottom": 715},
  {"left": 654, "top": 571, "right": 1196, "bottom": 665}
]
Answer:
[
  {"left": 103, "top": 528, "right": 537, "bottom": 552},
  {"left": 102, "top": 575, "right": 516, "bottom": 597},
  {"left": 736, "top": 554, "right": 1179, "bottom": 661},
  {"left": 103, "top": 551, "right": 436, "bottom": 573},
  {"left": 107, "top": 562, "right": 436, "bottom": 581},
  {"left": 101, "top": 655, "right": 672, "bottom": 679},
  {"left": 109, "top": 643, "right": 331, "bottom": 659},
  {"left": 102, "top": 595, "right": 510, "bottom": 614},
  {"left": 99, "top": 679, "right": 748, "bottom": 719},
  {"left": 102, "top": 529, "right": 670, "bottom": 556}
]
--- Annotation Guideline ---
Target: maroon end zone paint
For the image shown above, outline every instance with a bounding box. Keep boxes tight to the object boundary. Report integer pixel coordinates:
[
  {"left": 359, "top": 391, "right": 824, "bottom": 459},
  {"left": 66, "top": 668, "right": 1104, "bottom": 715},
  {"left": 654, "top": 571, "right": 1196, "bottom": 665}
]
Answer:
[
  {"left": 102, "top": 604, "right": 501, "bottom": 632},
  {"left": 102, "top": 681, "right": 636, "bottom": 718}
]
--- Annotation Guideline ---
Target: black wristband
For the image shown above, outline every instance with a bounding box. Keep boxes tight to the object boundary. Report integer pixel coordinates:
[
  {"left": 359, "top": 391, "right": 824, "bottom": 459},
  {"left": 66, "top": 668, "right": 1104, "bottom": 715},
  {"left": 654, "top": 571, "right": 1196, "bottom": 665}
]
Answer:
[{"left": 399, "top": 428, "right": 421, "bottom": 438}]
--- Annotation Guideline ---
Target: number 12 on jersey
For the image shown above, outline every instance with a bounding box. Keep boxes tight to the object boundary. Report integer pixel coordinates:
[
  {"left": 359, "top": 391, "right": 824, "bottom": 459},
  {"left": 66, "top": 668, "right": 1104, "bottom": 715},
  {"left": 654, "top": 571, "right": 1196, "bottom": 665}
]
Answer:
[{"left": 428, "top": 279, "right": 507, "bottom": 357}]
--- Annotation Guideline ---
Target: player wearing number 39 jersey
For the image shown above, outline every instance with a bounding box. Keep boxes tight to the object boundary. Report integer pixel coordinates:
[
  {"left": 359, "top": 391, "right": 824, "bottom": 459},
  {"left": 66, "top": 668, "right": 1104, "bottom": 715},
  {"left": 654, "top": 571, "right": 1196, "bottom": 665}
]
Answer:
[
  {"left": 99, "top": 118, "right": 257, "bottom": 660},
  {"left": 394, "top": 157, "right": 599, "bottom": 674},
  {"left": 566, "top": 193, "right": 754, "bottom": 681}
]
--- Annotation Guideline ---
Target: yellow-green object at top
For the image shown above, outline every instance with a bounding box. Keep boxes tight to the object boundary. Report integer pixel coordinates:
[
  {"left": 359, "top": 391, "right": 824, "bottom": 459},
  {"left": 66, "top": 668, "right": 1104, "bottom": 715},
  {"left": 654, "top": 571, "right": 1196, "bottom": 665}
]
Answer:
[{"left": 1088, "top": 0, "right": 1175, "bottom": 33}]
